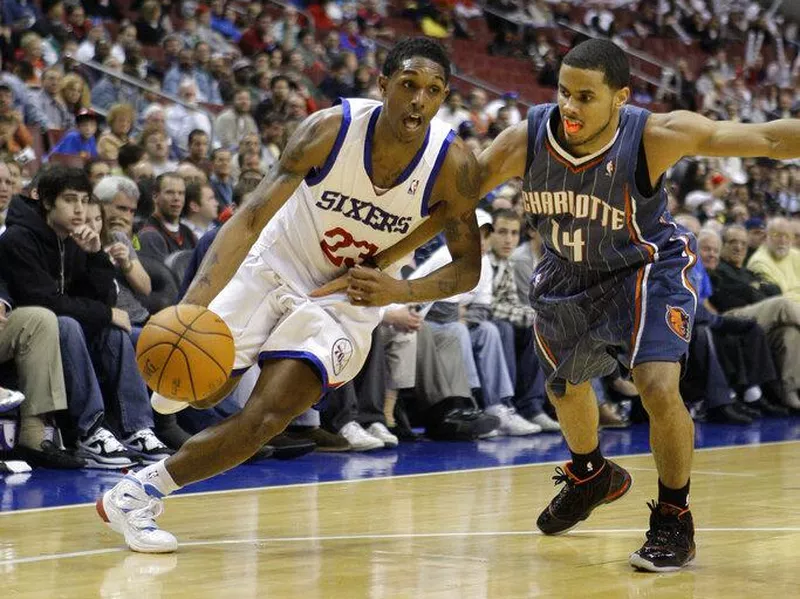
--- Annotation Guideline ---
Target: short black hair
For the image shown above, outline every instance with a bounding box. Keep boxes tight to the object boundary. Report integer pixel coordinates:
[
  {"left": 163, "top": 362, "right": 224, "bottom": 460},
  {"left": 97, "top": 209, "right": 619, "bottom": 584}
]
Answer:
[
  {"left": 118, "top": 143, "right": 146, "bottom": 171},
  {"left": 188, "top": 129, "right": 208, "bottom": 144},
  {"left": 270, "top": 74, "right": 291, "bottom": 89},
  {"left": 211, "top": 147, "right": 231, "bottom": 161},
  {"left": 562, "top": 38, "right": 630, "bottom": 90},
  {"left": 184, "top": 181, "right": 204, "bottom": 209},
  {"left": 492, "top": 208, "right": 522, "bottom": 225},
  {"left": 38, "top": 165, "right": 92, "bottom": 210},
  {"left": 233, "top": 175, "right": 261, "bottom": 207},
  {"left": 155, "top": 172, "right": 184, "bottom": 192},
  {"left": 84, "top": 157, "right": 107, "bottom": 177},
  {"left": 382, "top": 37, "right": 450, "bottom": 83}
]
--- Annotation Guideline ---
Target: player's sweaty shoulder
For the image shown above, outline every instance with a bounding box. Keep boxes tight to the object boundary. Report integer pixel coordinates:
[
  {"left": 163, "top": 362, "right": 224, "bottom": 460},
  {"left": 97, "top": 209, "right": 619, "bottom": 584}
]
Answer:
[
  {"left": 437, "top": 135, "right": 481, "bottom": 204},
  {"left": 641, "top": 110, "right": 695, "bottom": 182},
  {"left": 283, "top": 105, "right": 348, "bottom": 172}
]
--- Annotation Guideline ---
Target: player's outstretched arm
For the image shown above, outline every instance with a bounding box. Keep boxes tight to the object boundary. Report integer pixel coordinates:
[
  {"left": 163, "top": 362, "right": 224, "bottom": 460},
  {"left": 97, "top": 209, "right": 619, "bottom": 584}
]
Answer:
[
  {"left": 182, "top": 107, "right": 343, "bottom": 307},
  {"left": 645, "top": 111, "right": 800, "bottom": 184},
  {"left": 478, "top": 121, "right": 528, "bottom": 197}
]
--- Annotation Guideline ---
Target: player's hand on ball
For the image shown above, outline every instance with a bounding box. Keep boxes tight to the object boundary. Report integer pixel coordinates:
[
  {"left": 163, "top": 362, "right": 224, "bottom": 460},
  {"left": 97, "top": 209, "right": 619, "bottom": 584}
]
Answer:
[
  {"left": 71, "top": 224, "right": 102, "bottom": 253},
  {"left": 344, "top": 265, "right": 403, "bottom": 307}
]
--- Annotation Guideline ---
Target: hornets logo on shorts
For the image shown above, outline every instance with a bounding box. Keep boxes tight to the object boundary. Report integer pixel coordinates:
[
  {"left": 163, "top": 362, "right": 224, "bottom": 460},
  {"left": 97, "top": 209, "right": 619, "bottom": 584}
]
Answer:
[{"left": 665, "top": 305, "right": 691, "bottom": 342}]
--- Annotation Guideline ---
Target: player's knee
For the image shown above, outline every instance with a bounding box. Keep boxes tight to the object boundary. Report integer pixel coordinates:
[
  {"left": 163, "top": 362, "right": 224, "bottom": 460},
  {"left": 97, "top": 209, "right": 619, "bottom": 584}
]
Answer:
[{"left": 635, "top": 375, "right": 681, "bottom": 417}]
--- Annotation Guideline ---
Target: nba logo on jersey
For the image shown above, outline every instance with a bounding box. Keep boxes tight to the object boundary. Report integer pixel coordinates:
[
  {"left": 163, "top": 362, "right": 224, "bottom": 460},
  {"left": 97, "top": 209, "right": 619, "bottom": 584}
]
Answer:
[
  {"left": 605, "top": 160, "right": 615, "bottom": 177},
  {"left": 332, "top": 338, "right": 354, "bottom": 375},
  {"left": 408, "top": 179, "right": 420, "bottom": 195}
]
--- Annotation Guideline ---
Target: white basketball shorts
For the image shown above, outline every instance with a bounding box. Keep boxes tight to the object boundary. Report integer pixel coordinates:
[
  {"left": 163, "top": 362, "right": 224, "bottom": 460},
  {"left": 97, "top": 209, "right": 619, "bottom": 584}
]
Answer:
[{"left": 207, "top": 254, "right": 380, "bottom": 393}]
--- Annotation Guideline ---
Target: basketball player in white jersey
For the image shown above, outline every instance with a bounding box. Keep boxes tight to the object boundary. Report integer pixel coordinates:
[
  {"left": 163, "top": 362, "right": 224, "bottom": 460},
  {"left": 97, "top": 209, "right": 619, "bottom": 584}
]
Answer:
[{"left": 96, "top": 38, "right": 483, "bottom": 553}]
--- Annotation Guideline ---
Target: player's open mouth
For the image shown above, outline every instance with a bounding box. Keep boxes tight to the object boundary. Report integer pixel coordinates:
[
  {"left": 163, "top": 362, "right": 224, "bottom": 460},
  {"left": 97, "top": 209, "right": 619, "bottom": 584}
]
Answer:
[
  {"left": 403, "top": 114, "right": 423, "bottom": 131},
  {"left": 563, "top": 117, "right": 583, "bottom": 134}
]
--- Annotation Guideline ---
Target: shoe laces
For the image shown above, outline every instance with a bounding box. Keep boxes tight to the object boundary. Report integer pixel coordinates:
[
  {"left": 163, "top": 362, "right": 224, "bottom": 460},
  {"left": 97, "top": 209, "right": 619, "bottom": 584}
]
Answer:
[
  {"left": 549, "top": 466, "right": 589, "bottom": 513},
  {"left": 645, "top": 500, "right": 687, "bottom": 548},
  {"left": 94, "top": 428, "right": 125, "bottom": 452},
  {"left": 128, "top": 497, "right": 165, "bottom": 532}
]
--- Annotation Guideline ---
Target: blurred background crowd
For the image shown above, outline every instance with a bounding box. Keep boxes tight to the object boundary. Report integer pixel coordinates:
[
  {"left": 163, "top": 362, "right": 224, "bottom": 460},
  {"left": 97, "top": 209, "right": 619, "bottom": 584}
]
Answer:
[{"left": 0, "top": 0, "right": 797, "bottom": 473}]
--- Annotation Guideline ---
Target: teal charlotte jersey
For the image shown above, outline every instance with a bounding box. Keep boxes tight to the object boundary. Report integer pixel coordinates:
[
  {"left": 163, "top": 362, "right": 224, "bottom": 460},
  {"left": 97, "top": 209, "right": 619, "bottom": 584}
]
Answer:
[{"left": 521, "top": 104, "right": 698, "bottom": 393}]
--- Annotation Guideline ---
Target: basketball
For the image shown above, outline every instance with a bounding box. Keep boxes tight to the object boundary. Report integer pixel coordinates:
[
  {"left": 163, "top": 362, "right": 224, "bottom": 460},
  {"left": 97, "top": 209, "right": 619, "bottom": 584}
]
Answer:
[{"left": 136, "top": 304, "right": 235, "bottom": 404}]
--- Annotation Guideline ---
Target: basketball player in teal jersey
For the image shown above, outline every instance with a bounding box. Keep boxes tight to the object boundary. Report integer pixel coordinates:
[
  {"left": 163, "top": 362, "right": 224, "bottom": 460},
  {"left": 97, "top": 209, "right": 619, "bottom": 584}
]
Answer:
[{"left": 477, "top": 38, "right": 800, "bottom": 571}]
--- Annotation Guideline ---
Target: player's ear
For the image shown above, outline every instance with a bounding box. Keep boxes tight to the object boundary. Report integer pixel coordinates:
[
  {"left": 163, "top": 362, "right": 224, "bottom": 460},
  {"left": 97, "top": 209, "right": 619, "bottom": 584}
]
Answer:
[
  {"left": 615, "top": 86, "right": 630, "bottom": 109},
  {"left": 377, "top": 74, "right": 389, "bottom": 98}
]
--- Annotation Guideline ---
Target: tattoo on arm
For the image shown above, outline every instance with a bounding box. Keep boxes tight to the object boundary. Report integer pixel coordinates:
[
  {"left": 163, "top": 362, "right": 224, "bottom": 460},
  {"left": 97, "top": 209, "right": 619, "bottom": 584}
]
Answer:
[
  {"left": 195, "top": 274, "right": 212, "bottom": 290},
  {"left": 437, "top": 265, "right": 461, "bottom": 295},
  {"left": 437, "top": 278, "right": 457, "bottom": 295},
  {"left": 455, "top": 158, "right": 480, "bottom": 200},
  {"left": 443, "top": 217, "right": 462, "bottom": 243}
]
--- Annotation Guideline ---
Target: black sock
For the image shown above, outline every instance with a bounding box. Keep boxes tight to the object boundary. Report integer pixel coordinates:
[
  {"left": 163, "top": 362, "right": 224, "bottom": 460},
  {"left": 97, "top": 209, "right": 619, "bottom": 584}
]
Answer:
[
  {"left": 569, "top": 446, "right": 606, "bottom": 479},
  {"left": 658, "top": 479, "right": 690, "bottom": 509}
]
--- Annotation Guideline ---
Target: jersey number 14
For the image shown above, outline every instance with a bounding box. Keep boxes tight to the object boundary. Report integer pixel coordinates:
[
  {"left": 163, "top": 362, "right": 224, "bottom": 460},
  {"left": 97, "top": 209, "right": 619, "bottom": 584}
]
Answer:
[{"left": 550, "top": 220, "right": 585, "bottom": 262}]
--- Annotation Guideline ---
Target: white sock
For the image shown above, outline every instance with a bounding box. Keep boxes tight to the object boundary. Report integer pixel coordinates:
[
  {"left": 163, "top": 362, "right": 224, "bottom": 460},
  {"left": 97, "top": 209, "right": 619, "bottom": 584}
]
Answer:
[
  {"left": 135, "top": 459, "right": 181, "bottom": 496},
  {"left": 743, "top": 386, "right": 762, "bottom": 403}
]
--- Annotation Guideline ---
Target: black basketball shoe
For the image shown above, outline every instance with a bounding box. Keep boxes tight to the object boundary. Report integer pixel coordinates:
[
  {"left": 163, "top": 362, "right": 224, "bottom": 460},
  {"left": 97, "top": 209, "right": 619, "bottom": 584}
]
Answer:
[
  {"left": 629, "top": 501, "right": 696, "bottom": 572},
  {"left": 536, "top": 460, "right": 632, "bottom": 535}
]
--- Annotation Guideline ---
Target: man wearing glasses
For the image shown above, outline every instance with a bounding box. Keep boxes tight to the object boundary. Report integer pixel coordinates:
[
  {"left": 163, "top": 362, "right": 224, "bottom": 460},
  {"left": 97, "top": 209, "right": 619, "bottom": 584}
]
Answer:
[{"left": 708, "top": 222, "right": 800, "bottom": 412}]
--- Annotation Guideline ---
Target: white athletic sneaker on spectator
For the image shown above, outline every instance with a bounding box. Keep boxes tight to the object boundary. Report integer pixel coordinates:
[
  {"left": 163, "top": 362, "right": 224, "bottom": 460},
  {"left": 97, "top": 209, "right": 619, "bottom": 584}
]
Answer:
[
  {"left": 123, "top": 429, "right": 174, "bottom": 463},
  {"left": 0, "top": 387, "right": 25, "bottom": 413},
  {"left": 76, "top": 427, "right": 136, "bottom": 469},
  {"left": 97, "top": 474, "right": 178, "bottom": 553},
  {"left": 486, "top": 405, "right": 542, "bottom": 436},
  {"left": 531, "top": 412, "right": 561, "bottom": 432},
  {"left": 151, "top": 392, "right": 189, "bottom": 415},
  {"left": 339, "top": 421, "right": 384, "bottom": 451},
  {"left": 366, "top": 422, "right": 399, "bottom": 448}
]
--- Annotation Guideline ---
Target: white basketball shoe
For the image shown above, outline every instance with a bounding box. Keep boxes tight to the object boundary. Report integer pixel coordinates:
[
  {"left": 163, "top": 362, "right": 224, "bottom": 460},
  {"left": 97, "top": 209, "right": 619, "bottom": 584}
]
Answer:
[{"left": 97, "top": 474, "right": 178, "bottom": 553}]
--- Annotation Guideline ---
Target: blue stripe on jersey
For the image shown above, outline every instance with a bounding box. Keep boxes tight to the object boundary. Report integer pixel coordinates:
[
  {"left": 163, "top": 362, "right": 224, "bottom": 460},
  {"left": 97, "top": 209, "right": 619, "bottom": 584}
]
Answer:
[
  {"left": 363, "top": 106, "right": 432, "bottom": 187},
  {"left": 420, "top": 129, "right": 456, "bottom": 217},
  {"left": 306, "top": 99, "right": 352, "bottom": 186}
]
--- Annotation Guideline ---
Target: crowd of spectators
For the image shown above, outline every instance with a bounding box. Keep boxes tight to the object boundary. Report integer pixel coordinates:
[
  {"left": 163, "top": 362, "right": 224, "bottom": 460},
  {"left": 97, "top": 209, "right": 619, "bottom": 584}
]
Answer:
[{"left": 0, "top": 0, "right": 797, "bottom": 473}]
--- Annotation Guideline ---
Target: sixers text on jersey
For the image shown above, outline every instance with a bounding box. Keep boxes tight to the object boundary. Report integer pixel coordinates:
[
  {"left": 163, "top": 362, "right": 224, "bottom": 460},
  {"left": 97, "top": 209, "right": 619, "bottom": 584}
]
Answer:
[{"left": 315, "top": 190, "right": 413, "bottom": 234}]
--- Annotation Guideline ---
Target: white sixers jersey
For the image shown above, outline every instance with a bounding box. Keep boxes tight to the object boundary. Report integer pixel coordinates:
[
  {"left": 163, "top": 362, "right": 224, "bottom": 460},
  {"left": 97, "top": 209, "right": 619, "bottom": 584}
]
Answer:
[{"left": 250, "top": 98, "right": 456, "bottom": 291}]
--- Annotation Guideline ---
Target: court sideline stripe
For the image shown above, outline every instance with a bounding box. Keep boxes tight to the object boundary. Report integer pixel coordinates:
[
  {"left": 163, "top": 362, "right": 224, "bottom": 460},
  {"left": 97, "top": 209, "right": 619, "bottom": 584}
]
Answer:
[
  {"left": 3, "top": 527, "right": 800, "bottom": 567},
  {"left": 1, "top": 439, "right": 798, "bottom": 516}
]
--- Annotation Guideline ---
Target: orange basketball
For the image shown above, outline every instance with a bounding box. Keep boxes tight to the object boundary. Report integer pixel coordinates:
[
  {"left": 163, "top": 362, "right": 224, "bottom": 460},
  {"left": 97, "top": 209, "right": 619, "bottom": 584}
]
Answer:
[{"left": 136, "top": 305, "right": 235, "bottom": 404}]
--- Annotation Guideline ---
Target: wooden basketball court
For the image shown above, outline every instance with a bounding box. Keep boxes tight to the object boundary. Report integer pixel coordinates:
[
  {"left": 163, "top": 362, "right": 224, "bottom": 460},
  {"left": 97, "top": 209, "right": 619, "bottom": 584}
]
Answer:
[{"left": 2, "top": 441, "right": 799, "bottom": 598}]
